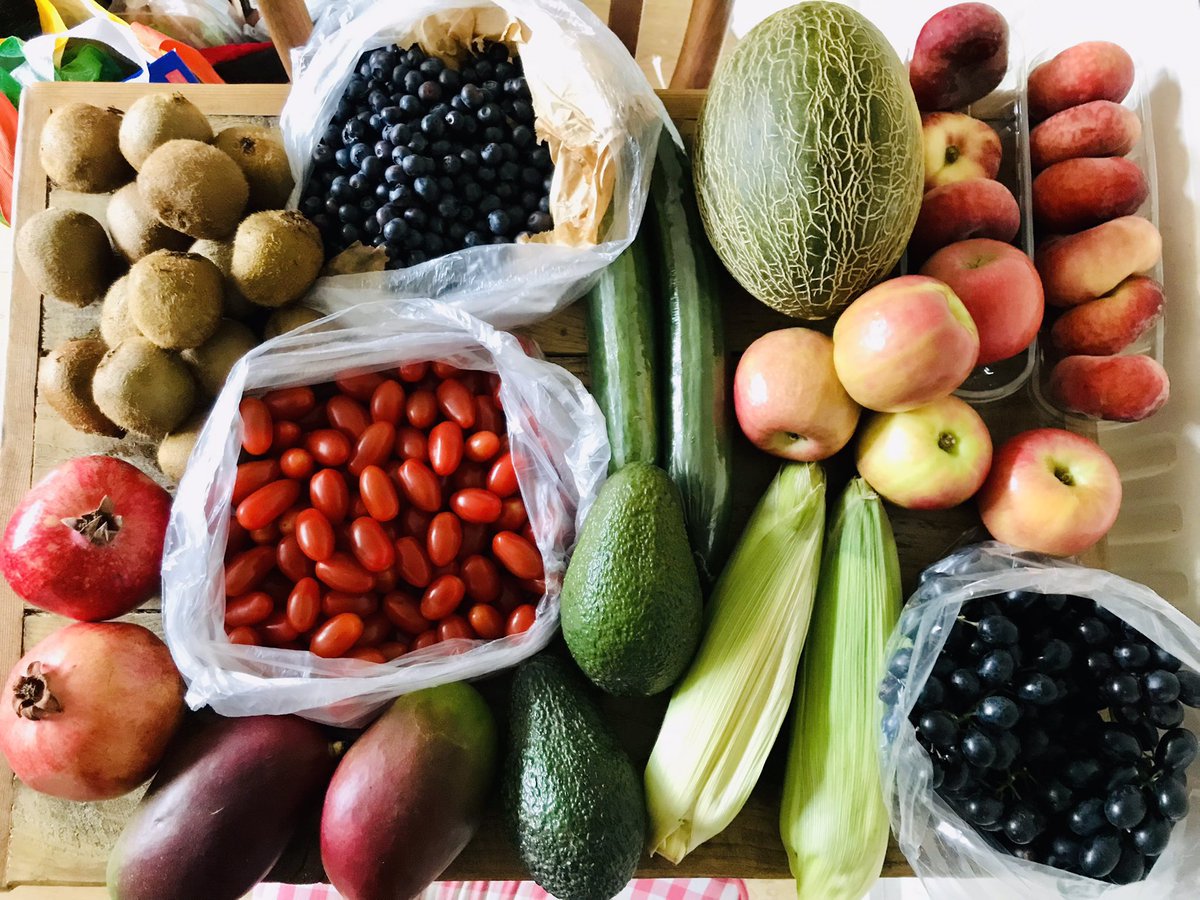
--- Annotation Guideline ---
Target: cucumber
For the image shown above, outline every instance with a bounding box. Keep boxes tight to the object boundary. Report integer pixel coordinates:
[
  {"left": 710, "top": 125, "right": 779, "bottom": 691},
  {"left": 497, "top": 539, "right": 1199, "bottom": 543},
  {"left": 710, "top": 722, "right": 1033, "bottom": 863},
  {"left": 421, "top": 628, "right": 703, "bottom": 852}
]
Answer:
[
  {"left": 585, "top": 232, "right": 659, "bottom": 472},
  {"left": 649, "top": 132, "right": 733, "bottom": 585}
]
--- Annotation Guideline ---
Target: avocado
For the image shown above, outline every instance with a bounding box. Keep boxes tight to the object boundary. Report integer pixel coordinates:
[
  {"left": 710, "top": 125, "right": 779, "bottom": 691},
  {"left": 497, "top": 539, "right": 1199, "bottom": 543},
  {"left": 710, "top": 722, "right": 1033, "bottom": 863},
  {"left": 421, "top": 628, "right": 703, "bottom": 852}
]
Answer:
[
  {"left": 561, "top": 462, "right": 703, "bottom": 696},
  {"left": 503, "top": 656, "right": 645, "bottom": 900}
]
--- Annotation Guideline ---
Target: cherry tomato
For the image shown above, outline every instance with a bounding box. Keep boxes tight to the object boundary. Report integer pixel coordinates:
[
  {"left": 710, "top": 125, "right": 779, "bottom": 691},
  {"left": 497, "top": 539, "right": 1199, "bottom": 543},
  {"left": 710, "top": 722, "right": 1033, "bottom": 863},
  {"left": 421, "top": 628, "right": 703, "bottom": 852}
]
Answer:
[
  {"left": 518, "top": 576, "right": 546, "bottom": 596},
  {"left": 394, "top": 537, "right": 433, "bottom": 589},
  {"left": 349, "top": 421, "right": 397, "bottom": 476},
  {"left": 236, "top": 479, "right": 301, "bottom": 531},
  {"left": 322, "top": 590, "right": 378, "bottom": 617},
  {"left": 226, "top": 518, "right": 252, "bottom": 558},
  {"left": 356, "top": 611, "right": 392, "bottom": 647},
  {"left": 451, "top": 463, "right": 487, "bottom": 492},
  {"left": 461, "top": 555, "right": 501, "bottom": 603},
  {"left": 420, "top": 574, "right": 466, "bottom": 620},
  {"left": 465, "top": 431, "right": 500, "bottom": 462},
  {"left": 326, "top": 395, "right": 370, "bottom": 439},
  {"left": 310, "top": 469, "right": 350, "bottom": 523},
  {"left": 487, "top": 372, "right": 502, "bottom": 392},
  {"left": 373, "top": 564, "right": 399, "bottom": 593},
  {"left": 295, "top": 508, "right": 336, "bottom": 561},
  {"left": 412, "top": 630, "right": 439, "bottom": 651},
  {"left": 240, "top": 398, "right": 274, "bottom": 456},
  {"left": 370, "top": 380, "right": 407, "bottom": 424},
  {"left": 496, "top": 497, "right": 527, "bottom": 532},
  {"left": 277, "top": 505, "right": 304, "bottom": 536},
  {"left": 335, "top": 371, "right": 386, "bottom": 402},
  {"left": 272, "top": 420, "right": 303, "bottom": 453},
  {"left": 263, "top": 385, "right": 317, "bottom": 420},
  {"left": 261, "top": 611, "right": 300, "bottom": 646},
  {"left": 315, "top": 552, "right": 376, "bottom": 593},
  {"left": 487, "top": 453, "right": 518, "bottom": 498},
  {"left": 349, "top": 517, "right": 396, "bottom": 573},
  {"left": 280, "top": 448, "right": 315, "bottom": 480},
  {"left": 432, "top": 360, "right": 459, "bottom": 379},
  {"left": 396, "top": 426, "right": 428, "bottom": 461},
  {"left": 506, "top": 604, "right": 537, "bottom": 635},
  {"left": 459, "top": 523, "right": 488, "bottom": 557},
  {"left": 249, "top": 522, "right": 280, "bottom": 545},
  {"left": 233, "top": 459, "right": 281, "bottom": 505},
  {"left": 397, "top": 459, "right": 441, "bottom": 512},
  {"left": 451, "top": 488, "right": 502, "bottom": 524},
  {"left": 305, "top": 429, "right": 352, "bottom": 467},
  {"left": 497, "top": 579, "right": 524, "bottom": 613},
  {"left": 227, "top": 625, "right": 261, "bottom": 646},
  {"left": 439, "top": 614, "right": 474, "bottom": 641},
  {"left": 436, "top": 378, "right": 476, "bottom": 428},
  {"left": 297, "top": 404, "right": 327, "bottom": 431},
  {"left": 380, "top": 640, "right": 409, "bottom": 660},
  {"left": 343, "top": 647, "right": 385, "bottom": 663},
  {"left": 401, "top": 507, "right": 433, "bottom": 540},
  {"left": 310, "top": 613, "right": 364, "bottom": 658},
  {"left": 468, "top": 603, "right": 505, "bottom": 639},
  {"left": 397, "top": 361, "right": 429, "bottom": 382},
  {"left": 474, "top": 396, "right": 503, "bottom": 434},
  {"left": 225, "top": 591, "right": 274, "bottom": 628},
  {"left": 433, "top": 561, "right": 460, "bottom": 580},
  {"left": 285, "top": 578, "right": 321, "bottom": 632},
  {"left": 360, "top": 465, "right": 400, "bottom": 521},
  {"left": 428, "top": 421, "right": 464, "bottom": 476},
  {"left": 520, "top": 522, "right": 536, "bottom": 546},
  {"left": 350, "top": 494, "right": 369, "bottom": 520},
  {"left": 427, "top": 512, "right": 463, "bottom": 567},
  {"left": 273, "top": 538, "right": 307, "bottom": 586},
  {"left": 407, "top": 390, "right": 438, "bottom": 429},
  {"left": 492, "top": 531, "right": 543, "bottom": 580},
  {"left": 384, "top": 591, "right": 432, "bottom": 634}
]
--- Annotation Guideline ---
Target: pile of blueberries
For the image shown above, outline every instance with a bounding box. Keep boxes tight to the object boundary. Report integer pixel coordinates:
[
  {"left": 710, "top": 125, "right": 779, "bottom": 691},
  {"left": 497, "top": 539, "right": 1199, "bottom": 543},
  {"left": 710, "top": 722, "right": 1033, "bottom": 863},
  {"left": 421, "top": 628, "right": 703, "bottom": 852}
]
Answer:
[
  {"left": 298, "top": 41, "right": 555, "bottom": 269},
  {"left": 885, "top": 589, "right": 1200, "bottom": 884}
]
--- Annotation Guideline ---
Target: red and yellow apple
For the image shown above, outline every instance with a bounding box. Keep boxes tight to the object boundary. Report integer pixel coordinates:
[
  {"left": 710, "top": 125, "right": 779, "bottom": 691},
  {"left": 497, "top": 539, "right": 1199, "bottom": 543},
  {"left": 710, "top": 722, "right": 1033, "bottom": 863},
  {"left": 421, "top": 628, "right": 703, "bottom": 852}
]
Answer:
[
  {"left": 832, "top": 275, "right": 980, "bottom": 412},
  {"left": 733, "top": 328, "right": 861, "bottom": 461},
  {"left": 977, "top": 428, "right": 1122, "bottom": 556},
  {"left": 856, "top": 396, "right": 993, "bottom": 510},
  {"left": 922, "top": 113, "right": 1003, "bottom": 190},
  {"left": 920, "top": 238, "right": 1044, "bottom": 365},
  {"left": 909, "top": 3, "right": 1010, "bottom": 111}
]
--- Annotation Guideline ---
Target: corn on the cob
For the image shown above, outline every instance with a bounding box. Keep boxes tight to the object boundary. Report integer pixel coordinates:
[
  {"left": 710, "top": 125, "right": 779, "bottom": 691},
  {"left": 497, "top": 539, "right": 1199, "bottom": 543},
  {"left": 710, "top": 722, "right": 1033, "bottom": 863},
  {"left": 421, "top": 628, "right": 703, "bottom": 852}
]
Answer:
[
  {"left": 780, "top": 477, "right": 901, "bottom": 899},
  {"left": 644, "top": 462, "right": 826, "bottom": 863}
]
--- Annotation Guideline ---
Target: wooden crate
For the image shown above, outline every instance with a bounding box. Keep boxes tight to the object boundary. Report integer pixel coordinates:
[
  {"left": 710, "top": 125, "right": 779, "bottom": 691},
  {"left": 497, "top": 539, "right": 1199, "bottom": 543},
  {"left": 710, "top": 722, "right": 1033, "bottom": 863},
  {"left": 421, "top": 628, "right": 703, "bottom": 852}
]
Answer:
[{"left": 1, "top": 80, "right": 1065, "bottom": 889}]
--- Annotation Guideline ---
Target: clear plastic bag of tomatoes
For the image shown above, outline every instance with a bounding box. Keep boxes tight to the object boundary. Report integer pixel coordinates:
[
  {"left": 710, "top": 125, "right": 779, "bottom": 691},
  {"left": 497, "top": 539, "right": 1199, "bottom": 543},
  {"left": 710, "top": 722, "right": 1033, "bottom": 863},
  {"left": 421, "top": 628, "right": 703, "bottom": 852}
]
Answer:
[
  {"left": 279, "top": 0, "right": 671, "bottom": 329},
  {"left": 161, "top": 298, "right": 609, "bottom": 727},
  {"left": 880, "top": 542, "right": 1200, "bottom": 899}
]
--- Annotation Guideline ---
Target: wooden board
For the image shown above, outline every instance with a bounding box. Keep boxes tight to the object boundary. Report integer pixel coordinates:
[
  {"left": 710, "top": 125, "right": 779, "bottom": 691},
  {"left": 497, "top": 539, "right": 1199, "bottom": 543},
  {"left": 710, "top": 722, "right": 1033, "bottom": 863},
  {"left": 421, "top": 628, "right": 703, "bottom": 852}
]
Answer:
[{"left": 0, "top": 81, "right": 1067, "bottom": 889}]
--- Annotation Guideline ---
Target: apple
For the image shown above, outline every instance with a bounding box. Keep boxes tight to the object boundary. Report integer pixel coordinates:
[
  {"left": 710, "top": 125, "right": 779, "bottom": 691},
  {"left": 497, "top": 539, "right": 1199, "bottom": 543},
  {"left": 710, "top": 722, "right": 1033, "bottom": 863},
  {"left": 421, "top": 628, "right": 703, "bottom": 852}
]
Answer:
[
  {"left": 922, "top": 112, "right": 1002, "bottom": 190},
  {"left": 920, "top": 238, "right": 1044, "bottom": 365},
  {"left": 977, "top": 428, "right": 1122, "bottom": 557},
  {"left": 832, "top": 275, "right": 980, "bottom": 413},
  {"left": 856, "top": 396, "right": 993, "bottom": 510},
  {"left": 734, "top": 328, "right": 860, "bottom": 461}
]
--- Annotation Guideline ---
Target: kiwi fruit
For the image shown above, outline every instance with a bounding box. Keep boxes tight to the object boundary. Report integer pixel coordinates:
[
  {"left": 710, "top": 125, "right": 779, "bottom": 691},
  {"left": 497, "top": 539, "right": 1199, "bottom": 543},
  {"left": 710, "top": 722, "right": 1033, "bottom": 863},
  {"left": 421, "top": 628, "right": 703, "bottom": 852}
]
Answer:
[
  {"left": 126, "top": 250, "right": 224, "bottom": 350},
  {"left": 264, "top": 305, "right": 323, "bottom": 339},
  {"left": 138, "top": 139, "right": 249, "bottom": 239},
  {"left": 92, "top": 337, "right": 196, "bottom": 437},
  {"left": 99, "top": 276, "right": 142, "bottom": 347},
  {"left": 119, "top": 93, "right": 213, "bottom": 170},
  {"left": 189, "top": 238, "right": 257, "bottom": 321},
  {"left": 107, "top": 182, "right": 190, "bottom": 262},
  {"left": 39, "top": 338, "right": 124, "bottom": 437},
  {"left": 213, "top": 126, "right": 294, "bottom": 211},
  {"left": 39, "top": 102, "right": 132, "bottom": 192},
  {"left": 157, "top": 412, "right": 208, "bottom": 482},
  {"left": 231, "top": 210, "right": 323, "bottom": 307},
  {"left": 181, "top": 319, "right": 257, "bottom": 395},
  {"left": 15, "top": 208, "right": 115, "bottom": 306}
]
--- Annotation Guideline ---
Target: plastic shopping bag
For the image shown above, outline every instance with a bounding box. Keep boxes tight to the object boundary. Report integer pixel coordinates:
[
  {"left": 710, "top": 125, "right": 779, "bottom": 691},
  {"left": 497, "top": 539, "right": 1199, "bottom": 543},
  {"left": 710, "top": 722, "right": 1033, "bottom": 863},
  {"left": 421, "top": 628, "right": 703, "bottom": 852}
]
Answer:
[
  {"left": 280, "top": 0, "right": 670, "bottom": 329},
  {"left": 880, "top": 542, "right": 1200, "bottom": 899},
  {"left": 161, "top": 298, "right": 609, "bottom": 727}
]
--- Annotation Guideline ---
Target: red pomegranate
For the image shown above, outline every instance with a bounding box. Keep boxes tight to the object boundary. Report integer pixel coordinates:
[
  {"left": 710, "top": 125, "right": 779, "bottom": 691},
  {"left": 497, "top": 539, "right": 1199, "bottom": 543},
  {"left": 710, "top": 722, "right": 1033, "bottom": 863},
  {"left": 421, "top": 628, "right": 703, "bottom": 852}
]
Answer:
[
  {"left": 1, "top": 455, "right": 171, "bottom": 620},
  {"left": 0, "top": 622, "right": 185, "bottom": 800}
]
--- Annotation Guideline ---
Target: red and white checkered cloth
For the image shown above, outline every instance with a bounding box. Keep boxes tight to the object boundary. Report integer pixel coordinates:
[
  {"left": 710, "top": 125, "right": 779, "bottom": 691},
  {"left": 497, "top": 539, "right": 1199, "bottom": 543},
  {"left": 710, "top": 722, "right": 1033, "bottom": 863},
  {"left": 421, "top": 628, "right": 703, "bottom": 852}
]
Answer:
[{"left": 253, "top": 879, "right": 749, "bottom": 900}]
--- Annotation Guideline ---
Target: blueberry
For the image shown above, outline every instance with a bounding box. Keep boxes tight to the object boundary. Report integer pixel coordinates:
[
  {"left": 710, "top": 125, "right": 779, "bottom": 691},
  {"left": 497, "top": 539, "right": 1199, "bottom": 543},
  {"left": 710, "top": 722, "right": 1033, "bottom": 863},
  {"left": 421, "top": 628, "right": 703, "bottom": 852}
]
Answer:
[
  {"left": 413, "top": 176, "right": 440, "bottom": 202},
  {"left": 359, "top": 156, "right": 383, "bottom": 179},
  {"left": 477, "top": 101, "right": 502, "bottom": 124},
  {"left": 527, "top": 210, "right": 553, "bottom": 232},
  {"left": 511, "top": 99, "right": 534, "bottom": 123},
  {"left": 486, "top": 209, "right": 511, "bottom": 235},
  {"left": 1003, "top": 805, "right": 1044, "bottom": 845},
  {"left": 340, "top": 223, "right": 361, "bottom": 244},
  {"left": 463, "top": 230, "right": 487, "bottom": 248},
  {"left": 480, "top": 193, "right": 502, "bottom": 213},
  {"left": 1156, "top": 728, "right": 1199, "bottom": 771},
  {"left": 402, "top": 207, "right": 427, "bottom": 229},
  {"left": 460, "top": 84, "right": 485, "bottom": 109}
]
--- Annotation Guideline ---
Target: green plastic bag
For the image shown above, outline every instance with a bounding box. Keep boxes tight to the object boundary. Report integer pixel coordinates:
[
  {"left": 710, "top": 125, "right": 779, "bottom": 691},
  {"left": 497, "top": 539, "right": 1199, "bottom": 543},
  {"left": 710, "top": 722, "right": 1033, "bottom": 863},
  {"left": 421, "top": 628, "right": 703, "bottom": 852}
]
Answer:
[
  {"left": 0, "top": 38, "right": 23, "bottom": 107},
  {"left": 58, "top": 42, "right": 129, "bottom": 82}
]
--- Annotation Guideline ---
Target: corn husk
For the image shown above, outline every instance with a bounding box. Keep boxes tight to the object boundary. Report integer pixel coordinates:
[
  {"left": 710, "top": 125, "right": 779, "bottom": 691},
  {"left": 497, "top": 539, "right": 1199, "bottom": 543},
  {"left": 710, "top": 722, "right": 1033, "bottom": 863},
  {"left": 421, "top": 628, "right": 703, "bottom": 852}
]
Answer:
[
  {"left": 780, "top": 478, "right": 901, "bottom": 899},
  {"left": 644, "top": 462, "right": 826, "bottom": 863}
]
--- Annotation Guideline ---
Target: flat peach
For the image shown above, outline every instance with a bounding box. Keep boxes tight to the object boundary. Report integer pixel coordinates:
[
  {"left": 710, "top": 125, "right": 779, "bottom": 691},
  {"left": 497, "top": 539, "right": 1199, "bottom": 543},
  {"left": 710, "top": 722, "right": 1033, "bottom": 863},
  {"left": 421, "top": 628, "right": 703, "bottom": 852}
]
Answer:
[
  {"left": 1028, "top": 41, "right": 1134, "bottom": 120},
  {"left": 909, "top": 179, "right": 1021, "bottom": 258},
  {"left": 1048, "top": 354, "right": 1169, "bottom": 422},
  {"left": 922, "top": 112, "right": 1003, "bottom": 190},
  {"left": 1030, "top": 100, "right": 1141, "bottom": 169},
  {"left": 1049, "top": 275, "right": 1163, "bottom": 356},
  {"left": 1036, "top": 215, "right": 1161, "bottom": 307},
  {"left": 910, "top": 3, "right": 1009, "bottom": 111},
  {"left": 1032, "top": 157, "right": 1148, "bottom": 233}
]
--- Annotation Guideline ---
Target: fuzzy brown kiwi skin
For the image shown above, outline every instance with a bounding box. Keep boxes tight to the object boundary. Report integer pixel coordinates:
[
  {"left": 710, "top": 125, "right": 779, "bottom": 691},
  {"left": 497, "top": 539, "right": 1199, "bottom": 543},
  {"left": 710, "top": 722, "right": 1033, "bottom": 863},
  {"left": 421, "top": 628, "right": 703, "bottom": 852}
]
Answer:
[
  {"left": 127, "top": 250, "right": 225, "bottom": 350},
  {"left": 264, "top": 305, "right": 323, "bottom": 339},
  {"left": 100, "top": 276, "right": 143, "bottom": 347},
  {"left": 39, "top": 338, "right": 124, "bottom": 437},
  {"left": 213, "top": 126, "right": 295, "bottom": 212},
  {"left": 107, "top": 182, "right": 190, "bottom": 262},
  {"left": 189, "top": 238, "right": 258, "bottom": 322},
  {"left": 92, "top": 337, "right": 197, "bottom": 438},
  {"left": 119, "top": 92, "right": 214, "bottom": 170},
  {"left": 15, "top": 208, "right": 116, "bottom": 307},
  {"left": 137, "top": 139, "right": 249, "bottom": 240},
  {"left": 181, "top": 319, "right": 258, "bottom": 395},
  {"left": 39, "top": 102, "right": 132, "bottom": 192},
  {"left": 231, "top": 210, "right": 324, "bottom": 307},
  {"left": 157, "top": 412, "right": 208, "bottom": 482}
]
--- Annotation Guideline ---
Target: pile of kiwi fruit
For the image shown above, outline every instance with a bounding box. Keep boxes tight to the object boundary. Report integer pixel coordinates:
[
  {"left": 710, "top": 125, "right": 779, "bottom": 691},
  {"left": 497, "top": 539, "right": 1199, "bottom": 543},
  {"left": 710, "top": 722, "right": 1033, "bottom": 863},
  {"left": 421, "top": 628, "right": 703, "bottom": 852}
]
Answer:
[{"left": 16, "top": 93, "right": 328, "bottom": 481}]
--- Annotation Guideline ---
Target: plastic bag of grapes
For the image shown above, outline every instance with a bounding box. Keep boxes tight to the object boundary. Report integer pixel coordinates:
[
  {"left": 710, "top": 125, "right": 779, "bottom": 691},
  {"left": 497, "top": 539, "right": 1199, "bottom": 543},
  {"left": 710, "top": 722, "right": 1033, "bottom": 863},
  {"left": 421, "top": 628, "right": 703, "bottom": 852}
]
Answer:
[
  {"left": 880, "top": 542, "right": 1200, "bottom": 896},
  {"left": 161, "top": 297, "right": 609, "bottom": 727},
  {"left": 280, "top": 0, "right": 670, "bottom": 329}
]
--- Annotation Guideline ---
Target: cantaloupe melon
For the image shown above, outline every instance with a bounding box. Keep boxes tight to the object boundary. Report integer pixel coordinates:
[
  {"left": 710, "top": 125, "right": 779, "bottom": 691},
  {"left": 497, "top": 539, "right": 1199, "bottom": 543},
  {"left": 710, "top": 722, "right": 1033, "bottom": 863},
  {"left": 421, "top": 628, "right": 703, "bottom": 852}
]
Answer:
[{"left": 694, "top": 2, "right": 923, "bottom": 319}]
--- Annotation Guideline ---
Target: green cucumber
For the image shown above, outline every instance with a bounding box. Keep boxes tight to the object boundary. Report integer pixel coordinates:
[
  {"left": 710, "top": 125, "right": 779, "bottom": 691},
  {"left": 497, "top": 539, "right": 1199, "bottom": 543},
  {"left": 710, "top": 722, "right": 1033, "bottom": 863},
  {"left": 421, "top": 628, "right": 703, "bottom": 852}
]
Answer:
[
  {"left": 649, "top": 131, "right": 733, "bottom": 585},
  {"left": 585, "top": 232, "right": 659, "bottom": 472}
]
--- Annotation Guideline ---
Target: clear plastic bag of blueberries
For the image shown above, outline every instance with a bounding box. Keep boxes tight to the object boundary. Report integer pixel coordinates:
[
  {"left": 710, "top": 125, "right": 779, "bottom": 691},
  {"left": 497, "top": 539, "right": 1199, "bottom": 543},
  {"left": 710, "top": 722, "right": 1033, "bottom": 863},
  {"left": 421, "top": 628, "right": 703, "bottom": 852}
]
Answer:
[{"left": 880, "top": 542, "right": 1200, "bottom": 898}]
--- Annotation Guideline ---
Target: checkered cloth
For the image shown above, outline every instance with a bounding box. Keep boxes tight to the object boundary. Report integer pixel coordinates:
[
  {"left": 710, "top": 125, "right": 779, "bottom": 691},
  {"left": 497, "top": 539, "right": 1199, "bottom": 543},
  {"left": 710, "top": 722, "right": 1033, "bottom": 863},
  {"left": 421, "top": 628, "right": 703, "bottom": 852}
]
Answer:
[{"left": 253, "top": 879, "right": 749, "bottom": 900}]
